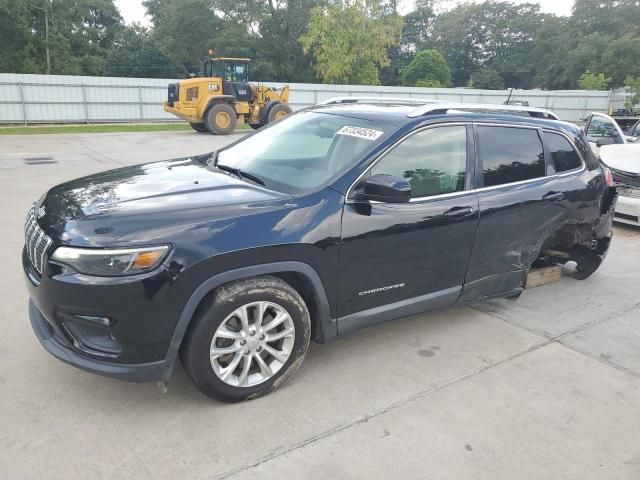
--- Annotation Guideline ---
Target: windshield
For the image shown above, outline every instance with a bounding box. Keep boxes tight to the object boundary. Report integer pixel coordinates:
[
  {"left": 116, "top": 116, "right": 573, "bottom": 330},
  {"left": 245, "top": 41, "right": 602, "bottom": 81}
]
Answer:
[{"left": 215, "top": 111, "right": 393, "bottom": 193}]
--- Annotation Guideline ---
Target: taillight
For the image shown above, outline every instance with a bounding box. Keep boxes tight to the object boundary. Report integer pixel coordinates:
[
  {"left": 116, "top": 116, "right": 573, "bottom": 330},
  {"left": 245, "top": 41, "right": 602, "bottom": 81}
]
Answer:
[{"left": 603, "top": 167, "right": 614, "bottom": 187}]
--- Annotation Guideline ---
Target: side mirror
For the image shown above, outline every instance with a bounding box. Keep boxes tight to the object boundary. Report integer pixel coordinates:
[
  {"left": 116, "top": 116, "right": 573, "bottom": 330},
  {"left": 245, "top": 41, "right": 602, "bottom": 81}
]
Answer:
[
  {"left": 596, "top": 137, "right": 618, "bottom": 148},
  {"left": 355, "top": 174, "right": 411, "bottom": 203}
]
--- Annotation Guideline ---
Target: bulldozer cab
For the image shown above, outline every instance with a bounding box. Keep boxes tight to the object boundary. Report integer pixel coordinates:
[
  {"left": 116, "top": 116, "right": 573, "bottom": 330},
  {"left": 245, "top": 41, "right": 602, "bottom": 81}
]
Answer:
[{"left": 200, "top": 58, "right": 250, "bottom": 83}]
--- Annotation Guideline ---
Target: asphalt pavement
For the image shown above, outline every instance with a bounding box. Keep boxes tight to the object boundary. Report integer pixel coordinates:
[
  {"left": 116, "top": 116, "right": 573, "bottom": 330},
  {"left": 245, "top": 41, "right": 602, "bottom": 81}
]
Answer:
[{"left": 1, "top": 131, "right": 639, "bottom": 479}]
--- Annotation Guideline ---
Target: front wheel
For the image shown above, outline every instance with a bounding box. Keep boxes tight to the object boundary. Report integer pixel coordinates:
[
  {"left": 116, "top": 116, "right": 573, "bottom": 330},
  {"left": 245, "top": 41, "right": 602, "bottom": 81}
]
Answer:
[
  {"left": 180, "top": 276, "right": 311, "bottom": 402},
  {"left": 267, "top": 103, "right": 292, "bottom": 123},
  {"left": 205, "top": 103, "right": 237, "bottom": 135}
]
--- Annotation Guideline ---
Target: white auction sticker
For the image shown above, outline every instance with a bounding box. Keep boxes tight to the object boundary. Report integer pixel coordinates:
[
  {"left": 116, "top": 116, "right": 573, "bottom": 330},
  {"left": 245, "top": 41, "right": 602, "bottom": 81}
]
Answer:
[{"left": 336, "top": 126, "right": 384, "bottom": 141}]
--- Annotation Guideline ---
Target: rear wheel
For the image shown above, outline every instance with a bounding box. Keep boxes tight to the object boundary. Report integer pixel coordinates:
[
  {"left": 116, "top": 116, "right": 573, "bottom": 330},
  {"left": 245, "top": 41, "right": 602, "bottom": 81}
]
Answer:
[
  {"left": 205, "top": 103, "right": 237, "bottom": 135},
  {"left": 189, "top": 122, "right": 208, "bottom": 133},
  {"left": 267, "top": 103, "right": 292, "bottom": 123},
  {"left": 566, "top": 246, "right": 606, "bottom": 280},
  {"left": 180, "top": 276, "right": 311, "bottom": 402}
]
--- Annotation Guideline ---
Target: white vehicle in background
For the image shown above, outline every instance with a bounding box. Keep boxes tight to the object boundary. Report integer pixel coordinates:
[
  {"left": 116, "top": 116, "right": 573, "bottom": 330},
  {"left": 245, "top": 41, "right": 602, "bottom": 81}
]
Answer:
[{"left": 584, "top": 112, "right": 640, "bottom": 227}]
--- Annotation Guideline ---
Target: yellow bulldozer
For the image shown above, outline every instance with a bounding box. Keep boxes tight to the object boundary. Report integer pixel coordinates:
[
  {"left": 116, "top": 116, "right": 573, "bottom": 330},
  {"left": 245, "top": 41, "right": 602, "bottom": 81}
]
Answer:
[{"left": 163, "top": 55, "right": 292, "bottom": 134}]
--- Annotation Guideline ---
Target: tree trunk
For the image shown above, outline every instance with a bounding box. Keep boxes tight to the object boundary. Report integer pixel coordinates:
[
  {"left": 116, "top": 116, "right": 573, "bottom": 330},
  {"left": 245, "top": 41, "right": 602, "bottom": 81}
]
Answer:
[{"left": 44, "top": 2, "right": 51, "bottom": 74}]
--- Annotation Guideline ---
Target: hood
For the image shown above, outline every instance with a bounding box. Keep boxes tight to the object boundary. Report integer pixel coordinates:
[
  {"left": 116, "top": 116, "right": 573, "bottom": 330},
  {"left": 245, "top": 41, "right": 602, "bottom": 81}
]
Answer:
[
  {"left": 600, "top": 144, "right": 640, "bottom": 188},
  {"left": 600, "top": 144, "right": 640, "bottom": 175},
  {"left": 39, "top": 156, "right": 290, "bottom": 245}
]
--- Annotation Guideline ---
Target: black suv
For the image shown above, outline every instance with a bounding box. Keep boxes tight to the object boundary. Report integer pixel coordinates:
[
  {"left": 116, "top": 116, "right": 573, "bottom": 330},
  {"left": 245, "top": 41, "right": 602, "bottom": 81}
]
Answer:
[{"left": 24, "top": 100, "right": 617, "bottom": 402}]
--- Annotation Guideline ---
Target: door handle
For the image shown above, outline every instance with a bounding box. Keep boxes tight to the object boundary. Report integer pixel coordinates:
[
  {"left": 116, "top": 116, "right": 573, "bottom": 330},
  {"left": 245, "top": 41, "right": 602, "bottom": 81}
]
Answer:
[
  {"left": 443, "top": 206, "right": 474, "bottom": 218},
  {"left": 543, "top": 192, "right": 564, "bottom": 202}
]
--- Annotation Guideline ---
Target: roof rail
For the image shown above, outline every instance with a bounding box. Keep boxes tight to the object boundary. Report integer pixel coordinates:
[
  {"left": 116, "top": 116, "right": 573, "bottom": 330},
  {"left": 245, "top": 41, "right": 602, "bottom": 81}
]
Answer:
[
  {"left": 406, "top": 102, "right": 560, "bottom": 120},
  {"left": 317, "top": 96, "right": 444, "bottom": 106},
  {"left": 315, "top": 96, "right": 560, "bottom": 120}
]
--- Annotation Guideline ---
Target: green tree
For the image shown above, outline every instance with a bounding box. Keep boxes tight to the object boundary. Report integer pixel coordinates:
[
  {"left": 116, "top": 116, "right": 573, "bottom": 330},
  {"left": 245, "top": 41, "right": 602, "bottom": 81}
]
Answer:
[
  {"left": 7, "top": 0, "right": 124, "bottom": 75},
  {"left": 401, "top": 49, "right": 450, "bottom": 87},
  {"left": 431, "top": 1, "right": 543, "bottom": 87},
  {"left": 470, "top": 68, "right": 505, "bottom": 89},
  {"left": 299, "top": 1, "right": 403, "bottom": 85},
  {"left": 571, "top": 0, "right": 640, "bottom": 37},
  {"left": 0, "top": 0, "right": 38, "bottom": 73},
  {"left": 144, "top": 0, "right": 241, "bottom": 75},
  {"left": 578, "top": 70, "right": 610, "bottom": 90},
  {"left": 104, "top": 24, "right": 184, "bottom": 78},
  {"left": 144, "top": 0, "right": 322, "bottom": 82},
  {"left": 531, "top": 16, "right": 578, "bottom": 89},
  {"left": 248, "top": 0, "right": 322, "bottom": 82},
  {"left": 400, "top": 0, "right": 436, "bottom": 51},
  {"left": 380, "top": 0, "right": 436, "bottom": 85},
  {"left": 625, "top": 76, "right": 640, "bottom": 110}
]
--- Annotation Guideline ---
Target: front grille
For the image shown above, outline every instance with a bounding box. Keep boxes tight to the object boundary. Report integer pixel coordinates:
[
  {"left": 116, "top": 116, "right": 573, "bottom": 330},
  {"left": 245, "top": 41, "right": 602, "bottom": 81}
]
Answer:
[
  {"left": 620, "top": 187, "right": 640, "bottom": 199},
  {"left": 167, "top": 83, "right": 179, "bottom": 106},
  {"left": 614, "top": 212, "right": 639, "bottom": 222},
  {"left": 24, "top": 205, "right": 53, "bottom": 274}
]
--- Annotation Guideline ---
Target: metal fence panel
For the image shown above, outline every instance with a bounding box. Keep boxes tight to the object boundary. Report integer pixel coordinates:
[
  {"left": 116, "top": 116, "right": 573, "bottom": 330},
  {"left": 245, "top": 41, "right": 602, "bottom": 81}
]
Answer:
[{"left": 0, "top": 73, "right": 624, "bottom": 124}]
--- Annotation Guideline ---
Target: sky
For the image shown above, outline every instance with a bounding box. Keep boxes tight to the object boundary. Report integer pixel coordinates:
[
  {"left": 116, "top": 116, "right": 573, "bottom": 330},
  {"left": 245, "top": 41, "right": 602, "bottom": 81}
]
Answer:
[{"left": 114, "top": 0, "right": 575, "bottom": 26}]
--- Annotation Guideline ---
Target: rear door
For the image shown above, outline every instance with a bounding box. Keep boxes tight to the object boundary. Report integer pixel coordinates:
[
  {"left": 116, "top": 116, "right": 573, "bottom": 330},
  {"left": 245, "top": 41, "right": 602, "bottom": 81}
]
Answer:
[
  {"left": 337, "top": 124, "right": 479, "bottom": 333},
  {"left": 461, "top": 124, "right": 569, "bottom": 300}
]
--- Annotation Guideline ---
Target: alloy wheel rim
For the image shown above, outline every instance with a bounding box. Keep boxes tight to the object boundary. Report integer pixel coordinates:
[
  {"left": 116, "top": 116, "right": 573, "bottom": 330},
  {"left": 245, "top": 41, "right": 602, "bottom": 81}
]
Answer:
[
  {"left": 210, "top": 301, "right": 295, "bottom": 387},
  {"left": 216, "top": 111, "right": 230, "bottom": 129}
]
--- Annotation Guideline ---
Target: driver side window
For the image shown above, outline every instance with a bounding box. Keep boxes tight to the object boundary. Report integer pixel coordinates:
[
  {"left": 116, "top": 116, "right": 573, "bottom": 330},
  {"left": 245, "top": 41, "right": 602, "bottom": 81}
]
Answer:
[{"left": 370, "top": 126, "right": 468, "bottom": 199}]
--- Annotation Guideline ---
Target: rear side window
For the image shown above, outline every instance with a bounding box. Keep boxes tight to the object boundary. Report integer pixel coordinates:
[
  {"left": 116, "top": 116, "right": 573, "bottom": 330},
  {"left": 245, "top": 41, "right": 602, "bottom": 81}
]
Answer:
[
  {"left": 546, "top": 132, "right": 582, "bottom": 172},
  {"left": 478, "top": 126, "right": 545, "bottom": 187}
]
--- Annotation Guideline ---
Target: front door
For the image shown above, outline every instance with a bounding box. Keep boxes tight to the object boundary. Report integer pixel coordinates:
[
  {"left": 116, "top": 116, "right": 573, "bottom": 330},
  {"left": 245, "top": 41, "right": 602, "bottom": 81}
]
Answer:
[
  {"left": 584, "top": 113, "right": 627, "bottom": 156},
  {"left": 337, "top": 124, "right": 479, "bottom": 334}
]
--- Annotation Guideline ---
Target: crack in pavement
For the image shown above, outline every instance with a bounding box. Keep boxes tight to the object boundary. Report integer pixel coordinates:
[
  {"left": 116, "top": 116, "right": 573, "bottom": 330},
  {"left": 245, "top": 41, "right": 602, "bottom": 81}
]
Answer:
[
  {"left": 209, "top": 338, "right": 555, "bottom": 480},
  {"left": 212, "top": 301, "right": 640, "bottom": 480},
  {"left": 467, "top": 301, "right": 640, "bottom": 344},
  {"left": 468, "top": 301, "right": 640, "bottom": 378},
  {"left": 70, "top": 135, "right": 127, "bottom": 167}
]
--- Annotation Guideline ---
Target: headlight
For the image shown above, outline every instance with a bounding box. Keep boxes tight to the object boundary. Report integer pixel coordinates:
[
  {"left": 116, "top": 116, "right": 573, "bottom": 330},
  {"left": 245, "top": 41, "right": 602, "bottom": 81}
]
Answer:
[{"left": 50, "top": 246, "right": 170, "bottom": 277}]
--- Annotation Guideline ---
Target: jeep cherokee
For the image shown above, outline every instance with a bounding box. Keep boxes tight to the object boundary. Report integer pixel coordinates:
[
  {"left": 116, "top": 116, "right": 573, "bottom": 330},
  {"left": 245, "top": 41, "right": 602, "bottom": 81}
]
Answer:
[{"left": 24, "top": 99, "right": 617, "bottom": 402}]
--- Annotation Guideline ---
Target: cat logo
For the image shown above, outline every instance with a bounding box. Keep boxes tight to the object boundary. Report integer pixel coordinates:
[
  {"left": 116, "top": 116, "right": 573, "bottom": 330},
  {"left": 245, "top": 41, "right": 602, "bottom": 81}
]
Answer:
[{"left": 208, "top": 84, "right": 219, "bottom": 92}]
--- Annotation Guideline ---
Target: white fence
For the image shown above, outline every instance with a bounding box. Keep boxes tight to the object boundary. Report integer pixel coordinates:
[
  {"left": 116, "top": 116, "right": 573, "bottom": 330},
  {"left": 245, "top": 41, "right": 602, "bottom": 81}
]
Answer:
[{"left": 0, "top": 73, "right": 629, "bottom": 124}]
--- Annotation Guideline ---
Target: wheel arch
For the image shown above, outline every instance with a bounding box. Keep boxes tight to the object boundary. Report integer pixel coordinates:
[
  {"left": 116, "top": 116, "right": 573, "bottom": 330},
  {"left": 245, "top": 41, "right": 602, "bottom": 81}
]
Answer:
[
  {"left": 167, "top": 261, "right": 335, "bottom": 372},
  {"left": 203, "top": 95, "right": 236, "bottom": 116}
]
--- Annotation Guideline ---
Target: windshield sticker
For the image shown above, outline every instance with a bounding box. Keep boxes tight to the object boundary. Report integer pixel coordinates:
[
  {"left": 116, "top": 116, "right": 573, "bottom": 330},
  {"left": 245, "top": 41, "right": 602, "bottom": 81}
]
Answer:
[{"left": 336, "top": 126, "right": 384, "bottom": 141}]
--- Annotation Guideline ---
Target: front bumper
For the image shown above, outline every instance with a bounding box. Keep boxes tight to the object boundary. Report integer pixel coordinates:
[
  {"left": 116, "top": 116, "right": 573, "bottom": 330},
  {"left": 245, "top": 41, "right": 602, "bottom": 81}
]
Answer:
[
  {"left": 24, "top": 247, "right": 181, "bottom": 383},
  {"left": 163, "top": 102, "right": 199, "bottom": 122},
  {"left": 30, "top": 300, "right": 176, "bottom": 382},
  {"left": 615, "top": 192, "right": 640, "bottom": 226}
]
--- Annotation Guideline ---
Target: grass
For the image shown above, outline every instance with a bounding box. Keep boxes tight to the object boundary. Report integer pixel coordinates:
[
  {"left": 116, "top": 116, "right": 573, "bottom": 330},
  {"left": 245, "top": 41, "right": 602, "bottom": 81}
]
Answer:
[{"left": 0, "top": 123, "right": 250, "bottom": 135}]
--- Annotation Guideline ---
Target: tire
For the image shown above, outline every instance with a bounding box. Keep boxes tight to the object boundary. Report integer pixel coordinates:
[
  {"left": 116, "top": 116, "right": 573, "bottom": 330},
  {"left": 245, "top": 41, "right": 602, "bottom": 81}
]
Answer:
[
  {"left": 189, "top": 122, "right": 209, "bottom": 133},
  {"left": 566, "top": 245, "right": 606, "bottom": 280},
  {"left": 267, "top": 102, "right": 292, "bottom": 123},
  {"left": 180, "top": 276, "right": 311, "bottom": 402},
  {"left": 205, "top": 103, "right": 237, "bottom": 135}
]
